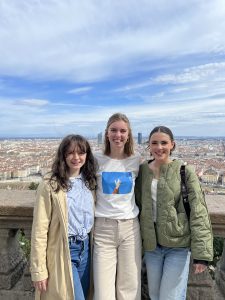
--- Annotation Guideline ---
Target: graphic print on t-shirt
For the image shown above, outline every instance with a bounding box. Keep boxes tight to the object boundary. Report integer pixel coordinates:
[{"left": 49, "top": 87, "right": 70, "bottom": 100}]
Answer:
[{"left": 102, "top": 172, "right": 132, "bottom": 194}]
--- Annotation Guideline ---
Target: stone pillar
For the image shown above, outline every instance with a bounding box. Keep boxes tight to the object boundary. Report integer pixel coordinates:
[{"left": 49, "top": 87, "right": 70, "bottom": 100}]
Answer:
[
  {"left": 0, "top": 228, "right": 26, "bottom": 290},
  {"left": 0, "top": 189, "right": 35, "bottom": 299},
  {"left": 187, "top": 259, "right": 215, "bottom": 300},
  {"left": 215, "top": 240, "right": 225, "bottom": 299},
  {"left": 0, "top": 228, "right": 34, "bottom": 299}
]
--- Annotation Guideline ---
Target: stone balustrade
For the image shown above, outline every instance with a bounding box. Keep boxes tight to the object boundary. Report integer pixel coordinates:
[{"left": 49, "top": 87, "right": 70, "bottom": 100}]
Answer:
[{"left": 0, "top": 190, "right": 225, "bottom": 300}]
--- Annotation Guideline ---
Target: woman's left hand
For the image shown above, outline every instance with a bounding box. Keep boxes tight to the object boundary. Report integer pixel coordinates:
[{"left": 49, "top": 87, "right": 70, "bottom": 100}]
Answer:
[{"left": 193, "top": 263, "right": 207, "bottom": 274}]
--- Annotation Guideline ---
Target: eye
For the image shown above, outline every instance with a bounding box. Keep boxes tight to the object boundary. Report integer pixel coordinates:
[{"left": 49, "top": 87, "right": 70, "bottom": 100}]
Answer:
[
  {"left": 110, "top": 128, "right": 117, "bottom": 132},
  {"left": 78, "top": 151, "right": 86, "bottom": 155},
  {"left": 151, "top": 141, "right": 158, "bottom": 145},
  {"left": 161, "top": 141, "right": 168, "bottom": 145},
  {"left": 120, "top": 129, "right": 127, "bottom": 133}
]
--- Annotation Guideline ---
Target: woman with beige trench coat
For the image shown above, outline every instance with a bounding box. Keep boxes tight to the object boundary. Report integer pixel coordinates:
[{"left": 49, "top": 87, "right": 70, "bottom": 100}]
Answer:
[{"left": 30, "top": 135, "right": 97, "bottom": 300}]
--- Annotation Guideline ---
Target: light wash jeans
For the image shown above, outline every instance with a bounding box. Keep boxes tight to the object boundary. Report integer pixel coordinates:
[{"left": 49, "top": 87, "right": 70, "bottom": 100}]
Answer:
[
  {"left": 144, "top": 245, "right": 191, "bottom": 300},
  {"left": 69, "top": 236, "right": 90, "bottom": 300}
]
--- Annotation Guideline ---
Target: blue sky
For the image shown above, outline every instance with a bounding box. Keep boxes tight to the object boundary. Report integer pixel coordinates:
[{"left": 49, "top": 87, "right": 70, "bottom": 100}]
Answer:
[{"left": 1, "top": 0, "right": 225, "bottom": 138}]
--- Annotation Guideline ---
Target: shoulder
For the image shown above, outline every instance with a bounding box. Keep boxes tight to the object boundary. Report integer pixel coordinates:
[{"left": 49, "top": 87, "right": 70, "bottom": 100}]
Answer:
[
  {"left": 167, "top": 159, "right": 184, "bottom": 173},
  {"left": 127, "top": 152, "right": 141, "bottom": 163},
  {"left": 94, "top": 151, "right": 106, "bottom": 161},
  {"left": 37, "top": 172, "right": 57, "bottom": 193},
  {"left": 139, "top": 160, "right": 150, "bottom": 172}
]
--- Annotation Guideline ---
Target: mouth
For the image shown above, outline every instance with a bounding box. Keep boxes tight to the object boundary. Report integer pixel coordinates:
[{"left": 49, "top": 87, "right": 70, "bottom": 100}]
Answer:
[
  {"left": 71, "top": 161, "right": 81, "bottom": 166},
  {"left": 154, "top": 151, "right": 165, "bottom": 157},
  {"left": 113, "top": 139, "right": 124, "bottom": 143}
]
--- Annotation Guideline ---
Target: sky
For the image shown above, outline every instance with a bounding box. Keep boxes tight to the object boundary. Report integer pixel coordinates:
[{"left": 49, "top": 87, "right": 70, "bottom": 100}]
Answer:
[{"left": 1, "top": 0, "right": 225, "bottom": 138}]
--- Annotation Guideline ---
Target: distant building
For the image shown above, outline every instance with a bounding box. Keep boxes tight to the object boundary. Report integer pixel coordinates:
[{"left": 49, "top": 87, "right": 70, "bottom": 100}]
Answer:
[
  {"left": 138, "top": 132, "right": 142, "bottom": 145},
  {"left": 97, "top": 132, "right": 103, "bottom": 146},
  {"left": 201, "top": 168, "right": 219, "bottom": 184}
]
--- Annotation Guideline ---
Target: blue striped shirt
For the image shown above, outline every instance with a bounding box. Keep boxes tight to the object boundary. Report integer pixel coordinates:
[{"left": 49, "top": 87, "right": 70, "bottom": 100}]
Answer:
[{"left": 67, "top": 174, "right": 94, "bottom": 239}]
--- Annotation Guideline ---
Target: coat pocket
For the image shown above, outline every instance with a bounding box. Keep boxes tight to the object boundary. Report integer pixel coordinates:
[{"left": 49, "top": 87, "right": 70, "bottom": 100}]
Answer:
[{"left": 166, "top": 209, "right": 190, "bottom": 238}]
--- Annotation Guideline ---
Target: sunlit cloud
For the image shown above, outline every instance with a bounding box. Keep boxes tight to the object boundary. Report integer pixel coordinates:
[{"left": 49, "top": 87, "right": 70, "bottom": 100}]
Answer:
[{"left": 0, "top": 1, "right": 225, "bottom": 136}]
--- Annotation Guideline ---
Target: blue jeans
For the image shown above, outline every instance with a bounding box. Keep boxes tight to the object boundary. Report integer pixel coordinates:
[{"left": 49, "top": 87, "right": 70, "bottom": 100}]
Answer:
[
  {"left": 69, "top": 236, "right": 90, "bottom": 300},
  {"left": 144, "top": 245, "right": 191, "bottom": 300}
]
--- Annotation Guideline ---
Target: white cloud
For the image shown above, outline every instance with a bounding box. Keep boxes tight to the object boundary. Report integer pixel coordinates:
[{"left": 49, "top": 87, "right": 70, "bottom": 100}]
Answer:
[
  {"left": 154, "top": 62, "right": 225, "bottom": 84},
  {"left": 15, "top": 99, "right": 49, "bottom": 106},
  {"left": 1, "top": 95, "right": 225, "bottom": 137},
  {"left": 1, "top": 1, "right": 225, "bottom": 137},
  {"left": 1, "top": 1, "right": 225, "bottom": 81},
  {"left": 67, "top": 86, "right": 93, "bottom": 94}
]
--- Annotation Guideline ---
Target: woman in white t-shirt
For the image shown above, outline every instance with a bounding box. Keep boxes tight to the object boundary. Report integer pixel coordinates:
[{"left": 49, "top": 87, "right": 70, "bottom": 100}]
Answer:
[{"left": 93, "top": 113, "right": 142, "bottom": 300}]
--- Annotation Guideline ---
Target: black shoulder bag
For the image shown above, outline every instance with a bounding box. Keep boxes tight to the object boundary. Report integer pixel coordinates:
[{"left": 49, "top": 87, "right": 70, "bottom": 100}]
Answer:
[{"left": 180, "top": 165, "right": 190, "bottom": 221}]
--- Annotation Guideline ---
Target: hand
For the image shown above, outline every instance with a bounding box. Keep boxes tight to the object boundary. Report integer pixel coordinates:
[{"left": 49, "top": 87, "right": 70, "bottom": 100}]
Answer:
[
  {"left": 115, "top": 179, "right": 121, "bottom": 189},
  {"left": 193, "top": 263, "right": 207, "bottom": 274},
  {"left": 33, "top": 278, "right": 48, "bottom": 292}
]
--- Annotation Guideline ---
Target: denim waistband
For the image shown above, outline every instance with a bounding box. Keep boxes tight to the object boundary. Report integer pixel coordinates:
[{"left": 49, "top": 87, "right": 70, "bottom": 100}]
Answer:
[{"left": 68, "top": 235, "right": 88, "bottom": 243}]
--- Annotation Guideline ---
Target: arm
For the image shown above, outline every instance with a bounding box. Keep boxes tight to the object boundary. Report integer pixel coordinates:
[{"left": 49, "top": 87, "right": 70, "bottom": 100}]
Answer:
[
  {"left": 186, "top": 166, "right": 213, "bottom": 262},
  {"left": 30, "top": 180, "right": 52, "bottom": 286},
  {"left": 135, "top": 164, "right": 142, "bottom": 212}
]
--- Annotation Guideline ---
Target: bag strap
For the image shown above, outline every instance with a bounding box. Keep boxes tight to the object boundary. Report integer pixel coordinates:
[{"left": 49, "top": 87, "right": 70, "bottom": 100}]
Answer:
[{"left": 180, "top": 165, "right": 190, "bottom": 221}]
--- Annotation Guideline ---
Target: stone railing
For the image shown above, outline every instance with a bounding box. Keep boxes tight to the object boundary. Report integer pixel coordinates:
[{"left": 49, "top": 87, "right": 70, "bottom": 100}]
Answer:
[
  {"left": 0, "top": 190, "right": 34, "bottom": 300},
  {"left": 187, "top": 195, "right": 225, "bottom": 300},
  {"left": 0, "top": 190, "right": 225, "bottom": 300}
]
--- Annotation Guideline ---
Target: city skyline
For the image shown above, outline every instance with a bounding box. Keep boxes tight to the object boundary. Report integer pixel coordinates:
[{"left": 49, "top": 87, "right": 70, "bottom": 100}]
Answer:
[{"left": 1, "top": 1, "right": 225, "bottom": 138}]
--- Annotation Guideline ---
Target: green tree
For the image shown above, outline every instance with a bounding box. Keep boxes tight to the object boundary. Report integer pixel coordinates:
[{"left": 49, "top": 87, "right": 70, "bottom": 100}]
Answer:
[{"left": 28, "top": 182, "right": 39, "bottom": 190}]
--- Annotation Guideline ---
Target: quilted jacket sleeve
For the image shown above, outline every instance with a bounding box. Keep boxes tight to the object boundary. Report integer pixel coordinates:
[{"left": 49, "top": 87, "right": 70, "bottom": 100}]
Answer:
[{"left": 186, "top": 166, "right": 213, "bottom": 261}]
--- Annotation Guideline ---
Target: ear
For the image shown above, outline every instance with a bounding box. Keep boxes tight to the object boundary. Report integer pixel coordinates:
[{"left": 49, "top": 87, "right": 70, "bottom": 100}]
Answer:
[{"left": 171, "top": 141, "right": 175, "bottom": 151}]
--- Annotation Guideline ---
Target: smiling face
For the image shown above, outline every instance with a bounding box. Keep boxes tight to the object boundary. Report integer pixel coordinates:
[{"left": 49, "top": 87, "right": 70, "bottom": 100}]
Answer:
[
  {"left": 65, "top": 142, "right": 87, "bottom": 177},
  {"left": 149, "top": 131, "right": 175, "bottom": 164},
  {"left": 107, "top": 120, "right": 129, "bottom": 152}
]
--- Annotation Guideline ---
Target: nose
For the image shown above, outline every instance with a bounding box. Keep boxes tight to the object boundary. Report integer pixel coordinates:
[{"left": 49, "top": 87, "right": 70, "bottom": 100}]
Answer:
[
  {"left": 73, "top": 152, "right": 79, "bottom": 159},
  {"left": 157, "top": 142, "right": 163, "bottom": 149},
  {"left": 115, "top": 130, "right": 121, "bottom": 137}
]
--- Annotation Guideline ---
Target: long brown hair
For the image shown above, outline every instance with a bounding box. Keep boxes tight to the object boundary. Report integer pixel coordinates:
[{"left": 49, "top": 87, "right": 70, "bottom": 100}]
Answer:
[
  {"left": 104, "top": 112, "right": 134, "bottom": 156},
  {"left": 50, "top": 134, "right": 97, "bottom": 192}
]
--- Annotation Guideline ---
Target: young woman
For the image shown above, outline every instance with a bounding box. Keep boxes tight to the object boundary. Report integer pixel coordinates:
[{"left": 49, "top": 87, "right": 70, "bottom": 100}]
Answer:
[
  {"left": 93, "top": 113, "right": 142, "bottom": 300},
  {"left": 30, "top": 134, "right": 97, "bottom": 300},
  {"left": 135, "top": 126, "right": 213, "bottom": 300}
]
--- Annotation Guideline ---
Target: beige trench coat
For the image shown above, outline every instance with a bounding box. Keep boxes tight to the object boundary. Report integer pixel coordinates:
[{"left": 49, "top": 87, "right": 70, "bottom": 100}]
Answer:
[{"left": 30, "top": 178, "right": 95, "bottom": 300}]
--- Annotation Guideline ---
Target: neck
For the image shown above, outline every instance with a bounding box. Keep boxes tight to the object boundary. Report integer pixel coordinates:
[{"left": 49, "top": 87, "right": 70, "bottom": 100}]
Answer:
[
  {"left": 69, "top": 170, "right": 80, "bottom": 177},
  {"left": 152, "top": 158, "right": 172, "bottom": 168},
  {"left": 108, "top": 148, "right": 127, "bottom": 160}
]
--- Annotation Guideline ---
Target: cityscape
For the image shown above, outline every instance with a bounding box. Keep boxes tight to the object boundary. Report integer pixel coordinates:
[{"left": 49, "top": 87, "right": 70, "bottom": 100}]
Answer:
[{"left": 1, "top": 134, "right": 225, "bottom": 194}]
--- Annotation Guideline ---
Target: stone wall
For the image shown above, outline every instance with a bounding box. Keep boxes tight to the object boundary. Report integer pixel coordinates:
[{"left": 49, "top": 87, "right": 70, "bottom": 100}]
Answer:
[{"left": 0, "top": 191, "right": 225, "bottom": 300}]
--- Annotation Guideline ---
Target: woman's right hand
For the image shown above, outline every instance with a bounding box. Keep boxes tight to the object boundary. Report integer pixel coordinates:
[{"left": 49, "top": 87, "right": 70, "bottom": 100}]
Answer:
[{"left": 33, "top": 278, "right": 48, "bottom": 292}]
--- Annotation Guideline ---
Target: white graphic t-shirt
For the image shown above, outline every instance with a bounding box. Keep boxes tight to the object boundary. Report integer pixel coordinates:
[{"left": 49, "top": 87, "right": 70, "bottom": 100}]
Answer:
[{"left": 94, "top": 152, "right": 140, "bottom": 219}]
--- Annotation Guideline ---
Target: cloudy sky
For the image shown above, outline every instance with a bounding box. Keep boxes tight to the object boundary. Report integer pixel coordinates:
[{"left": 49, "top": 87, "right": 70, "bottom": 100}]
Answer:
[{"left": 1, "top": 0, "right": 225, "bottom": 138}]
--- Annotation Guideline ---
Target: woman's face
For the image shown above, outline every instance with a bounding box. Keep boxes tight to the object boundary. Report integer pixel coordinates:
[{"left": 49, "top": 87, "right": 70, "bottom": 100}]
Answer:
[
  {"left": 65, "top": 143, "right": 87, "bottom": 177},
  {"left": 107, "top": 120, "right": 129, "bottom": 151},
  {"left": 149, "top": 131, "right": 175, "bottom": 163}
]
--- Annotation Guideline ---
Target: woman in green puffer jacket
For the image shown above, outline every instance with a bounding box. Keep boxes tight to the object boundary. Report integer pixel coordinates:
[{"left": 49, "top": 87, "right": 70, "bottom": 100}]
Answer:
[{"left": 135, "top": 126, "right": 213, "bottom": 300}]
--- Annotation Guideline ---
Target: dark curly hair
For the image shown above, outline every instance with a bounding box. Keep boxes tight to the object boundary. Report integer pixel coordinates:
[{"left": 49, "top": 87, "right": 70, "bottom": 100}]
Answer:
[{"left": 49, "top": 134, "right": 97, "bottom": 192}]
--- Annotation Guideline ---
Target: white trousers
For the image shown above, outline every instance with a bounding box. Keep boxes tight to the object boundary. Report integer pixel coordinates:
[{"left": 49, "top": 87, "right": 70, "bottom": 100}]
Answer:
[{"left": 93, "top": 217, "right": 142, "bottom": 300}]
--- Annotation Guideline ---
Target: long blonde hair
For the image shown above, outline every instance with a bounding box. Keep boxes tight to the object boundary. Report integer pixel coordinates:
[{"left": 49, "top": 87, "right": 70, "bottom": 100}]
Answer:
[{"left": 104, "top": 113, "right": 134, "bottom": 156}]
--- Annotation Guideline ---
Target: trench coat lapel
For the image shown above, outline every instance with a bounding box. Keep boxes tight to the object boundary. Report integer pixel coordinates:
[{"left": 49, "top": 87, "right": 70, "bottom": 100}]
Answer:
[{"left": 52, "top": 189, "right": 69, "bottom": 239}]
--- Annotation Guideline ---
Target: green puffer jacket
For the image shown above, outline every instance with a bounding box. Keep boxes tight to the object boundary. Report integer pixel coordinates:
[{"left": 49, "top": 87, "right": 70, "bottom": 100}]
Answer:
[{"left": 135, "top": 160, "right": 213, "bottom": 261}]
